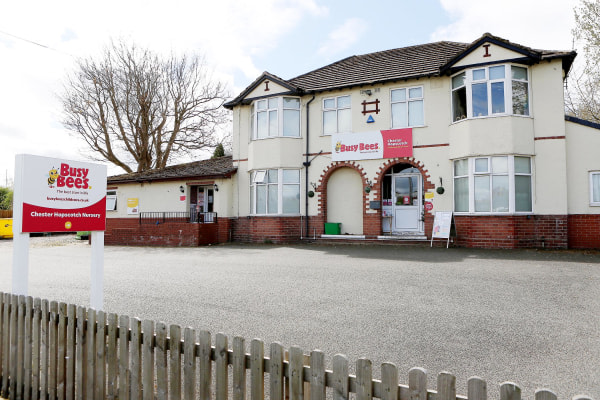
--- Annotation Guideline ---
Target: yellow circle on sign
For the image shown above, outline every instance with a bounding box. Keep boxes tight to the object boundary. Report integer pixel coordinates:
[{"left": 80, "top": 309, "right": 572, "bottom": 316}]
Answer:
[{"left": 65, "top": 221, "right": 72, "bottom": 230}]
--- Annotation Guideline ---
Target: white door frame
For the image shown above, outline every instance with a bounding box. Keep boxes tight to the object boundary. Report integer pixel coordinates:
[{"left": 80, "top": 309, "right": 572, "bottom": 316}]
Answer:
[{"left": 391, "top": 172, "right": 423, "bottom": 234}]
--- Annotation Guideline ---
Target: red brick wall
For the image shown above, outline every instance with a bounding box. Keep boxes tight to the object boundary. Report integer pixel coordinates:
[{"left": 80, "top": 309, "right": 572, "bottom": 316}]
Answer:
[
  {"left": 568, "top": 214, "right": 600, "bottom": 249},
  {"left": 453, "top": 215, "right": 568, "bottom": 249},
  {"left": 231, "top": 216, "right": 304, "bottom": 243},
  {"left": 105, "top": 218, "right": 218, "bottom": 246}
]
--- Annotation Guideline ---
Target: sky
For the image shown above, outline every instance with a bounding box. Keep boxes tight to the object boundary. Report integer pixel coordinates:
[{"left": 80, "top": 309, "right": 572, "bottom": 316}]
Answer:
[{"left": 0, "top": 0, "right": 582, "bottom": 184}]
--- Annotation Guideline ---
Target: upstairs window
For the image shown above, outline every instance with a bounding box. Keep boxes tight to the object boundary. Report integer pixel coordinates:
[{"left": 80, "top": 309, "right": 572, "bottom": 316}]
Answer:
[
  {"left": 323, "top": 95, "right": 351, "bottom": 135},
  {"left": 452, "top": 65, "right": 530, "bottom": 122},
  {"left": 391, "top": 86, "right": 424, "bottom": 128},
  {"left": 252, "top": 97, "right": 300, "bottom": 139}
]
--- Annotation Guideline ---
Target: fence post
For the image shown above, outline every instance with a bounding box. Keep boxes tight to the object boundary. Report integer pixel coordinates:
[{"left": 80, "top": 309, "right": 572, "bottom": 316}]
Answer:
[
  {"left": 468, "top": 377, "right": 487, "bottom": 400},
  {"left": 356, "top": 358, "right": 372, "bottom": 400},
  {"left": 310, "top": 350, "right": 326, "bottom": 400},
  {"left": 381, "top": 363, "right": 398, "bottom": 400},
  {"left": 142, "top": 320, "right": 155, "bottom": 400},
  {"left": 169, "top": 325, "right": 182, "bottom": 400},
  {"left": 119, "top": 315, "right": 131, "bottom": 400},
  {"left": 66, "top": 304, "right": 76, "bottom": 400},
  {"left": 232, "top": 336, "right": 246, "bottom": 400},
  {"left": 10, "top": 294, "right": 19, "bottom": 399},
  {"left": 535, "top": 389, "right": 557, "bottom": 400},
  {"left": 199, "top": 330, "right": 212, "bottom": 400},
  {"left": 57, "top": 302, "right": 67, "bottom": 400},
  {"left": 130, "top": 318, "right": 142, "bottom": 400},
  {"left": 0, "top": 293, "right": 4, "bottom": 399},
  {"left": 409, "top": 367, "right": 427, "bottom": 400},
  {"left": 75, "top": 306, "right": 86, "bottom": 400},
  {"left": 215, "top": 333, "right": 229, "bottom": 400},
  {"left": 270, "top": 342, "right": 284, "bottom": 400},
  {"left": 155, "top": 322, "right": 168, "bottom": 400},
  {"left": 250, "top": 339, "right": 264, "bottom": 400},
  {"left": 106, "top": 313, "right": 119, "bottom": 400},
  {"left": 32, "top": 298, "right": 42, "bottom": 400},
  {"left": 332, "top": 354, "right": 348, "bottom": 400},
  {"left": 183, "top": 327, "right": 196, "bottom": 400},
  {"left": 500, "top": 382, "right": 521, "bottom": 400},
  {"left": 289, "top": 346, "right": 304, "bottom": 400},
  {"left": 16, "top": 295, "right": 25, "bottom": 400},
  {"left": 437, "top": 372, "right": 456, "bottom": 400},
  {"left": 24, "top": 297, "right": 33, "bottom": 400}
]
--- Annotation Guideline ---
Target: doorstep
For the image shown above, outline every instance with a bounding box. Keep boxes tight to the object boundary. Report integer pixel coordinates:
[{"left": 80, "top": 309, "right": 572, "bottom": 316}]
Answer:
[{"left": 320, "top": 234, "right": 366, "bottom": 240}]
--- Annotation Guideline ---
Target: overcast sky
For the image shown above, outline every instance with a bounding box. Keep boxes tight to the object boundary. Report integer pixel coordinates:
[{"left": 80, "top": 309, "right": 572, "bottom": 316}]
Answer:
[{"left": 0, "top": 0, "right": 581, "bottom": 183}]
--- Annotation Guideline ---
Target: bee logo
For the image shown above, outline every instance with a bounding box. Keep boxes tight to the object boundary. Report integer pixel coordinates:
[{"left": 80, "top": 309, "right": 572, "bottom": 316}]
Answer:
[
  {"left": 335, "top": 141, "right": 342, "bottom": 152},
  {"left": 48, "top": 168, "right": 59, "bottom": 186}
]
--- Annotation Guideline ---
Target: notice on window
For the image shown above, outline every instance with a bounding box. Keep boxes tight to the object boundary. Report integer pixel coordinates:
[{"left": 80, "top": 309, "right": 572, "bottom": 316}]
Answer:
[{"left": 432, "top": 211, "right": 453, "bottom": 239}]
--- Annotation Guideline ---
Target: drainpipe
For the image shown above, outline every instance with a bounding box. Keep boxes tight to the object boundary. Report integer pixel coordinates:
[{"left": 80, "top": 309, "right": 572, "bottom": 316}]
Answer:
[{"left": 303, "top": 94, "right": 316, "bottom": 238}]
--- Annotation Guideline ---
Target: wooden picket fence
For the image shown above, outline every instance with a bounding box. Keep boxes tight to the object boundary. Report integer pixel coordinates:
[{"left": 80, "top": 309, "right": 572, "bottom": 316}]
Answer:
[{"left": 0, "top": 292, "right": 593, "bottom": 400}]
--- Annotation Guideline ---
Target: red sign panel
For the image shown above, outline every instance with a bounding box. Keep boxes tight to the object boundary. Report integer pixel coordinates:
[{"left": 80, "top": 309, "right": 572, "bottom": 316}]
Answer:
[{"left": 381, "top": 128, "right": 413, "bottom": 158}]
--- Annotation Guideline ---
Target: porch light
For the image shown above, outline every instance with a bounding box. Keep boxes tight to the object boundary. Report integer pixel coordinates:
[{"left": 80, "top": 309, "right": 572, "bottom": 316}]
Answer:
[
  {"left": 214, "top": 183, "right": 219, "bottom": 192},
  {"left": 179, "top": 185, "right": 185, "bottom": 193}
]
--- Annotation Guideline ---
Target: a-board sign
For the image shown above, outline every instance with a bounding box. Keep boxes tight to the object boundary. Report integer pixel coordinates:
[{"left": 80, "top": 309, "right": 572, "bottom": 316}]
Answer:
[
  {"left": 432, "top": 211, "right": 453, "bottom": 239},
  {"left": 18, "top": 154, "right": 107, "bottom": 233}
]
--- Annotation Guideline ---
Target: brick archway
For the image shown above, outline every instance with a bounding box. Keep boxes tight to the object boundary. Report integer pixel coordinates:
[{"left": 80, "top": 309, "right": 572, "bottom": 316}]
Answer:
[
  {"left": 315, "top": 161, "right": 369, "bottom": 233},
  {"left": 374, "top": 157, "right": 436, "bottom": 236}
]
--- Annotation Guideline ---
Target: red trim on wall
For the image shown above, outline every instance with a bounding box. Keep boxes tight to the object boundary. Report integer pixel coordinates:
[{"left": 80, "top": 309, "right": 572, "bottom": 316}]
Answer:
[
  {"left": 534, "top": 136, "right": 566, "bottom": 141},
  {"left": 413, "top": 143, "right": 449, "bottom": 148}
]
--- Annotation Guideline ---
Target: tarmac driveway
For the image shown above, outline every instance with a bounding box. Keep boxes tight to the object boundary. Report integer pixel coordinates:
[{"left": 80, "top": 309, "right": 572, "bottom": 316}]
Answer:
[{"left": 0, "top": 236, "right": 599, "bottom": 400}]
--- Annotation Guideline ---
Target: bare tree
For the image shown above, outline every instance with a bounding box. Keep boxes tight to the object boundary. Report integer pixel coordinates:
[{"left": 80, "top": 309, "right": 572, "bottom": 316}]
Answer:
[
  {"left": 566, "top": 0, "right": 600, "bottom": 122},
  {"left": 61, "top": 40, "right": 229, "bottom": 173}
]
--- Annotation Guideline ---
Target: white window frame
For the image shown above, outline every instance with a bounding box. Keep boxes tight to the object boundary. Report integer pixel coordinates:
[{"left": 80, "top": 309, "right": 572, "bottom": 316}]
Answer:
[
  {"left": 323, "top": 95, "right": 351, "bottom": 135},
  {"left": 252, "top": 97, "right": 301, "bottom": 140},
  {"left": 453, "top": 156, "right": 533, "bottom": 214},
  {"left": 390, "top": 86, "right": 425, "bottom": 128},
  {"left": 250, "top": 169, "right": 301, "bottom": 215},
  {"left": 106, "top": 190, "right": 117, "bottom": 211},
  {"left": 451, "top": 64, "right": 531, "bottom": 122},
  {"left": 590, "top": 172, "right": 600, "bottom": 206}
]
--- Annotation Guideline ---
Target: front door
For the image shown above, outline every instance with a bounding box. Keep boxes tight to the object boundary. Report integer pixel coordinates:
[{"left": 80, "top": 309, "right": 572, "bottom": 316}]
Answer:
[{"left": 393, "top": 173, "right": 422, "bottom": 232}]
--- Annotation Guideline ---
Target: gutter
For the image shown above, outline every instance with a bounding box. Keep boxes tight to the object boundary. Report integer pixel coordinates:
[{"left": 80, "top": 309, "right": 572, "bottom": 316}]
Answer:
[{"left": 303, "top": 94, "right": 316, "bottom": 238}]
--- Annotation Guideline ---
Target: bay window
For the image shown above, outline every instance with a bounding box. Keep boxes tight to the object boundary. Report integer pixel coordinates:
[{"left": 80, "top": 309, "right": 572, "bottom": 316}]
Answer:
[
  {"left": 591, "top": 172, "right": 600, "bottom": 206},
  {"left": 250, "top": 169, "right": 300, "bottom": 214},
  {"left": 391, "top": 86, "right": 424, "bottom": 127},
  {"left": 323, "top": 95, "right": 351, "bottom": 135},
  {"left": 252, "top": 97, "right": 300, "bottom": 139},
  {"left": 453, "top": 156, "right": 532, "bottom": 213},
  {"left": 452, "top": 65, "right": 530, "bottom": 122}
]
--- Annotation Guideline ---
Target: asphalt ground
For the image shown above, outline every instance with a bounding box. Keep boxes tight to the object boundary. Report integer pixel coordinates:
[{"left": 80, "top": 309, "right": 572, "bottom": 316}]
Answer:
[{"left": 0, "top": 235, "right": 599, "bottom": 400}]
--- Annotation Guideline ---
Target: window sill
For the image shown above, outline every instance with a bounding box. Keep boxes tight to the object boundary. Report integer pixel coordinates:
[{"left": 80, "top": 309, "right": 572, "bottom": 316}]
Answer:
[
  {"left": 252, "top": 136, "right": 302, "bottom": 141},
  {"left": 451, "top": 114, "right": 532, "bottom": 125}
]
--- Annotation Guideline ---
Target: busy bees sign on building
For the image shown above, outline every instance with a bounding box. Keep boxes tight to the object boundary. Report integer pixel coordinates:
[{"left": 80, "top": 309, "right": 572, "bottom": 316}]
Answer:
[
  {"left": 332, "top": 128, "right": 413, "bottom": 162},
  {"left": 17, "top": 154, "right": 107, "bottom": 232}
]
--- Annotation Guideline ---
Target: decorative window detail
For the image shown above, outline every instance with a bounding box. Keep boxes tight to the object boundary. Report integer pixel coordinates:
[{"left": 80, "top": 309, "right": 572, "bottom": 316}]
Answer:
[
  {"left": 250, "top": 169, "right": 300, "bottom": 215},
  {"left": 590, "top": 172, "right": 600, "bottom": 206},
  {"left": 453, "top": 156, "right": 532, "bottom": 213},
  {"left": 451, "top": 65, "right": 530, "bottom": 122},
  {"left": 106, "top": 190, "right": 117, "bottom": 211},
  {"left": 391, "top": 86, "right": 424, "bottom": 128},
  {"left": 252, "top": 97, "right": 300, "bottom": 139},
  {"left": 323, "top": 95, "right": 351, "bottom": 135}
]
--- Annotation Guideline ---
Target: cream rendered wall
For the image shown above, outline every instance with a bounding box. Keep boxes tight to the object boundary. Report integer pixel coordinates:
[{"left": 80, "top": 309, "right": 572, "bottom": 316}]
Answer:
[
  {"left": 530, "top": 60, "right": 569, "bottom": 214},
  {"left": 327, "top": 167, "right": 363, "bottom": 234},
  {"left": 212, "top": 178, "right": 234, "bottom": 217},
  {"left": 453, "top": 44, "right": 525, "bottom": 68},
  {"left": 565, "top": 122, "right": 600, "bottom": 214},
  {"left": 107, "top": 181, "right": 189, "bottom": 218},
  {"left": 246, "top": 80, "right": 291, "bottom": 98}
]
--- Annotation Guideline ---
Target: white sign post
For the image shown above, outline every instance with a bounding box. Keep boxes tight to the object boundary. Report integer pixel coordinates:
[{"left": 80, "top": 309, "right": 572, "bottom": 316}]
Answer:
[{"left": 12, "top": 154, "right": 107, "bottom": 309}]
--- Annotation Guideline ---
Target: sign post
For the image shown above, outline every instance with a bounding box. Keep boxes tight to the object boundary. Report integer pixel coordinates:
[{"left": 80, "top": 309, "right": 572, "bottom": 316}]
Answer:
[{"left": 12, "top": 154, "right": 107, "bottom": 309}]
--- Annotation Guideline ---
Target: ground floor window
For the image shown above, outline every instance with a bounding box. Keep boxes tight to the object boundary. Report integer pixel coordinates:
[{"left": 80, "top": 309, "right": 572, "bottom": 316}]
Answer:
[
  {"left": 250, "top": 169, "right": 300, "bottom": 215},
  {"left": 453, "top": 156, "right": 532, "bottom": 213},
  {"left": 106, "top": 190, "right": 117, "bottom": 211},
  {"left": 591, "top": 172, "right": 600, "bottom": 206}
]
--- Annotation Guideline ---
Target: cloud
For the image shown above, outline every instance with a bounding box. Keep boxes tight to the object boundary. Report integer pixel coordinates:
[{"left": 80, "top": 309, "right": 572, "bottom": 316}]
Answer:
[
  {"left": 318, "top": 17, "right": 368, "bottom": 57},
  {"left": 431, "top": 0, "right": 579, "bottom": 51}
]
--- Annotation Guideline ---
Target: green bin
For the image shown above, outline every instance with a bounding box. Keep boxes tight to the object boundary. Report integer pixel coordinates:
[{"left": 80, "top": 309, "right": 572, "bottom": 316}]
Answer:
[{"left": 324, "top": 222, "right": 341, "bottom": 235}]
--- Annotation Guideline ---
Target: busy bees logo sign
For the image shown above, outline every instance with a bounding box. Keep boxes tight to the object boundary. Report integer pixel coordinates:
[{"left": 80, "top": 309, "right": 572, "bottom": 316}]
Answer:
[
  {"left": 331, "top": 128, "right": 412, "bottom": 161},
  {"left": 16, "top": 155, "right": 107, "bottom": 233}
]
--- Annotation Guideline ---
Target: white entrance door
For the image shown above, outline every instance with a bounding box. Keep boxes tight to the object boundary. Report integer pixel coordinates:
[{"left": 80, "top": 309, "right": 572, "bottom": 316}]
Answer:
[{"left": 393, "top": 173, "right": 422, "bottom": 233}]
